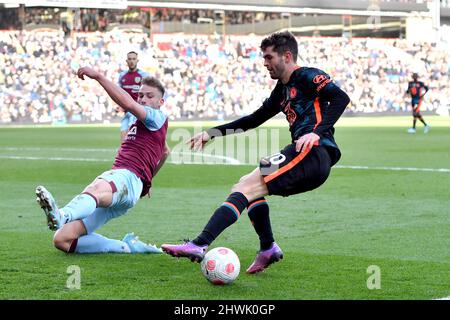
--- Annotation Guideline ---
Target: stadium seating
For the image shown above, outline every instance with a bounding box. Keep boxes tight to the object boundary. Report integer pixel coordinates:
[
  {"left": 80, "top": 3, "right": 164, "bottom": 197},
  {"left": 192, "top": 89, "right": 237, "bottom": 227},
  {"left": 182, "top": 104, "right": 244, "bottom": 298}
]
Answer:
[{"left": 0, "top": 30, "right": 448, "bottom": 124}]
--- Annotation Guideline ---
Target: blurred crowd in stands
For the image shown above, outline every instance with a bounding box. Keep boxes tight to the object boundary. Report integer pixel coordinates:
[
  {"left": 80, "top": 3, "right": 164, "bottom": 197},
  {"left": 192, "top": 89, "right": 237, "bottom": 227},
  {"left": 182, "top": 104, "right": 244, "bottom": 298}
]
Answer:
[{"left": 0, "top": 29, "right": 448, "bottom": 124}]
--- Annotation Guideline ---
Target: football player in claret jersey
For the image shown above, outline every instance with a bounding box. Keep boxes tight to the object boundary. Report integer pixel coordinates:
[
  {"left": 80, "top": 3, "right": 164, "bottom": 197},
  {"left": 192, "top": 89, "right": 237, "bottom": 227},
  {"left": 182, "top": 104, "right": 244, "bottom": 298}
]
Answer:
[
  {"left": 35, "top": 68, "right": 169, "bottom": 254},
  {"left": 118, "top": 51, "right": 150, "bottom": 141},
  {"left": 119, "top": 51, "right": 171, "bottom": 183},
  {"left": 406, "top": 73, "right": 430, "bottom": 134},
  {"left": 162, "top": 31, "right": 350, "bottom": 274}
]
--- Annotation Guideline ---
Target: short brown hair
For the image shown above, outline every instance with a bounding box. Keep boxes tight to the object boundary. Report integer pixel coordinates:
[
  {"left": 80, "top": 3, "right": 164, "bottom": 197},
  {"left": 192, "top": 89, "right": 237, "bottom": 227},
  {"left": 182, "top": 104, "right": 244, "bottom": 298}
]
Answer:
[
  {"left": 142, "top": 76, "right": 165, "bottom": 97},
  {"left": 260, "top": 31, "right": 298, "bottom": 63}
]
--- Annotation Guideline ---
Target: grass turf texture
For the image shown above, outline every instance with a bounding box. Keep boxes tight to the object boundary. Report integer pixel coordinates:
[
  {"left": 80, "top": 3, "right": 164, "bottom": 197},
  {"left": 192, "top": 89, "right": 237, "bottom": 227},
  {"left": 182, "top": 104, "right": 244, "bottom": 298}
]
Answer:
[{"left": 0, "top": 116, "right": 449, "bottom": 299}]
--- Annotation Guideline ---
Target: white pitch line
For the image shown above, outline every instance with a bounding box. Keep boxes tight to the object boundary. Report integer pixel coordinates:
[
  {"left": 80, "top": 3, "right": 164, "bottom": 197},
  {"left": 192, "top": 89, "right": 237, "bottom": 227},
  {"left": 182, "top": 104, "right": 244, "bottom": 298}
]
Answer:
[
  {"left": 0, "top": 153, "right": 449, "bottom": 173},
  {"left": 0, "top": 147, "right": 116, "bottom": 152},
  {"left": 0, "top": 154, "right": 242, "bottom": 165},
  {"left": 0, "top": 155, "right": 112, "bottom": 162},
  {"left": 433, "top": 295, "right": 450, "bottom": 300},
  {"left": 335, "top": 165, "right": 450, "bottom": 173},
  {"left": 174, "top": 152, "right": 241, "bottom": 165},
  {"left": 0, "top": 148, "right": 240, "bottom": 164}
]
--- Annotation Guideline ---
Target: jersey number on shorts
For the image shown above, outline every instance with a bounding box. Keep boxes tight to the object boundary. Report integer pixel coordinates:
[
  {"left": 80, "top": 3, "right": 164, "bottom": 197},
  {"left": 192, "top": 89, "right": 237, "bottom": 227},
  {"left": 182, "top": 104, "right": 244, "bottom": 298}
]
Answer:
[{"left": 267, "top": 153, "right": 286, "bottom": 165}]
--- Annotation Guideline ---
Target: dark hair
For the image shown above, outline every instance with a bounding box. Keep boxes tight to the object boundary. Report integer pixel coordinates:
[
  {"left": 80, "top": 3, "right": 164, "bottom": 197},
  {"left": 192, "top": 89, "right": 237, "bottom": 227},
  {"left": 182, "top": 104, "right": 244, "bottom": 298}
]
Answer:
[
  {"left": 127, "top": 51, "right": 138, "bottom": 56},
  {"left": 142, "top": 76, "right": 165, "bottom": 97},
  {"left": 260, "top": 31, "right": 298, "bottom": 62}
]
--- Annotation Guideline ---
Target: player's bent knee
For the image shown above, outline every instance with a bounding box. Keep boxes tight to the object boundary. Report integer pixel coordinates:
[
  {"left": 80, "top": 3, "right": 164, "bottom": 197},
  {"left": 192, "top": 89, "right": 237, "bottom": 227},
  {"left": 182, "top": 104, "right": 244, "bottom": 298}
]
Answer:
[
  {"left": 231, "top": 179, "right": 267, "bottom": 202},
  {"left": 238, "top": 174, "right": 249, "bottom": 183},
  {"left": 53, "top": 230, "right": 71, "bottom": 252},
  {"left": 231, "top": 182, "right": 245, "bottom": 195},
  {"left": 53, "top": 221, "right": 86, "bottom": 253}
]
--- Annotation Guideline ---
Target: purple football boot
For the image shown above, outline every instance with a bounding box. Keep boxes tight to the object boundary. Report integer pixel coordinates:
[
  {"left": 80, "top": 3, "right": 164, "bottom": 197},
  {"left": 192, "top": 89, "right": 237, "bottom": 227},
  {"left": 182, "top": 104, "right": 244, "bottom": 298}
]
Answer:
[
  {"left": 161, "top": 240, "right": 208, "bottom": 262},
  {"left": 246, "top": 242, "right": 283, "bottom": 274}
]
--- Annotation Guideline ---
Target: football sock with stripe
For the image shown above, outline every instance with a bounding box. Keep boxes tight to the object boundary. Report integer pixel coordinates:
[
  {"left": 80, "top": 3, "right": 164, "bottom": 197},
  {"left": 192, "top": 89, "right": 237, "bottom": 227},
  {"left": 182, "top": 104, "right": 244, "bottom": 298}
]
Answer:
[
  {"left": 68, "top": 233, "right": 131, "bottom": 254},
  {"left": 60, "top": 192, "right": 98, "bottom": 223},
  {"left": 247, "top": 198, "right": 275, "bottom": 251},
  {"left": 193, "top": 192, "right": 248, "bottom": 246}
]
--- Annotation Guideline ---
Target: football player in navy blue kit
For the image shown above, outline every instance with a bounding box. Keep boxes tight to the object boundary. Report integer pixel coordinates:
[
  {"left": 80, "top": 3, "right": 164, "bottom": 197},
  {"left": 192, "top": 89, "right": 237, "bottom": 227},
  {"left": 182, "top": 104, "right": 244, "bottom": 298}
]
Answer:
[
  {"left": 162, "top": 32, "right": 350, "bottom": 274},
  {"left": 406, "top": 73, "right": 430, "bottom": 134}
]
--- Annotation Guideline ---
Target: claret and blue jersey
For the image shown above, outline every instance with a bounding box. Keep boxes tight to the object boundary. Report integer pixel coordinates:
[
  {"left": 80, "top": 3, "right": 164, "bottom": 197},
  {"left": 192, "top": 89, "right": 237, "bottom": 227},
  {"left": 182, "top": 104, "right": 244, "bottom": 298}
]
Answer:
[{"left": 118, "top": 69, "right": 150, "bottom": 101}]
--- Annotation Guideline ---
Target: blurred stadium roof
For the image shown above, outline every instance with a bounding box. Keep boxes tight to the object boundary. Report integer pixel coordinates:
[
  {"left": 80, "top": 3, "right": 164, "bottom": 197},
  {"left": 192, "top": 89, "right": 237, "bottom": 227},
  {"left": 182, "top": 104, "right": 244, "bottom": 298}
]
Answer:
[{"left": 129, "top": 0, "right": 430, "bottom": 12}]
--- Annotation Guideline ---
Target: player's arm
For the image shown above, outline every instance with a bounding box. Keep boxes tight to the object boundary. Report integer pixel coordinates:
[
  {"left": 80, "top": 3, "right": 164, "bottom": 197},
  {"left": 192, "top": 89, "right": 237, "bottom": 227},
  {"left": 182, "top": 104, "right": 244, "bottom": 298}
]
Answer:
[
  {"left": 116, "top": 71, "right": 127, "bottom": 114},
  {"left": 153, "top": 141, "right": 171, "bottom": 177},
  {"left": 313, "top": 83, "right": 350, "bottom": 137},
  {"left": 120, "top": 131, "right": 127, "bottom": 141},
  {"left": 120, "top": 112, "right": 130, "bottom": 141},
  {"left": 188, "top": 83, "right": 282, "bottom": 150},
  {"left": 77, "top": 67, "right": 147, "bottom": 122},
  {"left": 421, "top": 83, "right": 429, "bottom": 97},
  {"left": 295, "top": 69, "right": 350, "bottom": 153}
]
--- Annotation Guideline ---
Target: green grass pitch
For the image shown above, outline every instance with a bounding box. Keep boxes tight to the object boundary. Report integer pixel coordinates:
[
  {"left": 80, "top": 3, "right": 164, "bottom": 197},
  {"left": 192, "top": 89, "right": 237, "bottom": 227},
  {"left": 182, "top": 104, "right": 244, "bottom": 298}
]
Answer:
[{"left": 0, "top": 116, "right": 449, "bottom": 299}]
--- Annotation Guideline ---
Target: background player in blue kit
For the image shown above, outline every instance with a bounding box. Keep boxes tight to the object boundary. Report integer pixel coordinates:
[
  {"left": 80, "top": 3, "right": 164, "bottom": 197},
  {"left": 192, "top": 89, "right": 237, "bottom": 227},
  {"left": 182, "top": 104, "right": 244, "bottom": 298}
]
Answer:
[{"left": 406, "top": 73, "right": 430, "bottom": 134}]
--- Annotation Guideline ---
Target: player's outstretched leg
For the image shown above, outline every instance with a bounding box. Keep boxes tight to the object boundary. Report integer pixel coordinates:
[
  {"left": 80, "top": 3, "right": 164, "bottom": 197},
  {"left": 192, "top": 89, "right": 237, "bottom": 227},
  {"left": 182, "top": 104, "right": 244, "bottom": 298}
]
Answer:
[
  {"left": 246, "top": 242, "right": 284, "bottom": 274},
  {"left": 68, "top": 232, "right": 162, "bottom": 254},
  {"left": 122, "top": 232, "right": 162, "bottom": 253},
  {"left": 53, "top": 221, "right": 162, "bottom": 254},
  {"left": 36, "top": 186, "right": 65, "bottom": 231},
  {"left": 247, "top": 197, "right": 275, "bottom": 251},
  {"left": 246, "top": 197, "right": 283, "bottom": 274},
  {"left": 161, "top": 192, "right": 248, "bottom": 262},
  {"left": 408, "top": 115, "right": 417, "bottom": 133},
  {"left": 161, "top": 240, "right": 208, "bottom": 262}
]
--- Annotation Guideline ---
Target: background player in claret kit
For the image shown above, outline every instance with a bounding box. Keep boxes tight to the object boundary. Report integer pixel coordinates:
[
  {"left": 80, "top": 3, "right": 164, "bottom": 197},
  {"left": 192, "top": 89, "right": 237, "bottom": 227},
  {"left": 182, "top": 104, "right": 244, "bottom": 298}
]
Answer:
[
  {"left": 161, "top": 31, "right": 350, "bottom": 274},
  {"left": 35, "top": 67, "right": 169, "bottom": 254},
  {"left": 118, "top": 51, "right": 150, "bottom": 141},
  {"left": 406, "top": 73, "right": 430, "bottom": 134}
]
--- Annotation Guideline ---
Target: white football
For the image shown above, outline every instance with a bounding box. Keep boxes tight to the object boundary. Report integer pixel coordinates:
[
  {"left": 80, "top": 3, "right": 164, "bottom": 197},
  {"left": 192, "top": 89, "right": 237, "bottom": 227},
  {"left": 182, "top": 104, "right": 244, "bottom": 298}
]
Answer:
[{"left": 201, "top": 247, "right": 240, "bottom": 285}]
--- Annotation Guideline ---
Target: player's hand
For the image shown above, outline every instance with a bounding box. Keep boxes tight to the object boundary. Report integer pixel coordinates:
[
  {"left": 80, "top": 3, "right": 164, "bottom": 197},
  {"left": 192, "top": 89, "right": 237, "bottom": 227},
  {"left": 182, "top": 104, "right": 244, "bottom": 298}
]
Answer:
[
  {"left": 294, "top": 132, "right": 320, "bottom": 153},
  {"left": 187, "top": 131, "right": 211, "bottom": 151},
  {"left": 77, "top": 67, "right": 100, "bottom": 81}
]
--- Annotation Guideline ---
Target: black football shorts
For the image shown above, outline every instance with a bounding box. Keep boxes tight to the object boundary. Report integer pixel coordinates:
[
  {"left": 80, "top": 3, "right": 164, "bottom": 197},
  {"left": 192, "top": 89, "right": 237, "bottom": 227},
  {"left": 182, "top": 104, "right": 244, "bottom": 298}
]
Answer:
[
  {"left": 412, "top": 100, "right": 422, "bottom": 116},
  {"left": 260, "top": 144, "right": 332, "bottom": 197}
]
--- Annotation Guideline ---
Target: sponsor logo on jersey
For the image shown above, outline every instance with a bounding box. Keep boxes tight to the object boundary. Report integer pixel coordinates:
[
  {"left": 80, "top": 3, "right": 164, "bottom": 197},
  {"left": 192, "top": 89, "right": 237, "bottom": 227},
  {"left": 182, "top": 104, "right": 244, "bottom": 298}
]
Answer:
[
  {"left": 316, "top": 78, "right": 331, "bottom": 92},
  {"left": 313, "top": 74, "right": 331, "bottom": 92},
  {"left": 128, "top": 126, "right": 137, "bottom": 135},
  {"left": 313, "top": 74, "right": 327, "bottom": 84},
  {"left": 284, "top": 102, "right": 297, "bottom": 126},
  {"left": 290, "top": 87, "right": 297, "bottom": 99}
]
